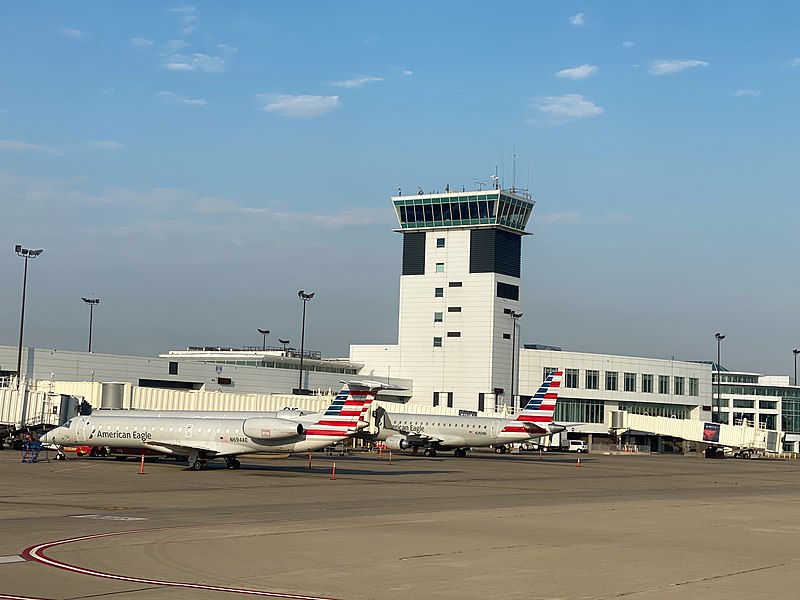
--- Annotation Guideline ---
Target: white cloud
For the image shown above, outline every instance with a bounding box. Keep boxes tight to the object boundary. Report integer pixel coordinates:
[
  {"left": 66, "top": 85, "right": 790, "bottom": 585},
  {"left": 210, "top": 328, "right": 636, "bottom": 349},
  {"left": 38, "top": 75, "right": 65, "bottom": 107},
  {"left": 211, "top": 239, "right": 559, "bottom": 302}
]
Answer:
[
  {"left": 218, "top": 44, "right": 238, "bottom": 55},
  {"left": 172, "top": 5, "right": 197, "bottom": 21},
  {"left": 529, "top": 94, "right": 604, "bottom": 124},
  {"left": 163, "top": 39, "right": 191, "bottom": 51},
  {"left": 791, "top": 57, "right": 800, "bottom": 67},
  {"left": 402, "top": 69, "right": 413, "bottom": 76},
  {"left": 733, "top": 88, "right": 760, "bottom": 97},
  {"left": 556, "top": 63, "right": 598, "bottom": 80},
  {"left": 130, "top": 37, "right": 154, "bottom": 47},
  {"left": 648, "top": 59, "right": 709, "bottom": 75},
  {"left": 331, "top": 76, "right": 384, "bottom": 88},
  {"left": 257, "top": 94, "right": 340, "bottom": 117},
  {"left": 0, "top": 139, "right": 61, "bottom": 153},
  {"left": 622, "top": 41, "right": 636, "bottom": 48},
  {"left": 164, "top": 53, "right": 227, "bottom": 72},
  {"left": 62, "top": 28, "right": 87, "bottom": 39},
  {"left": 158, "top": 91, "right": 207, "bottom": 106},
  {"left": 569, "top": 13, "right": 585, "bottom": 26}
]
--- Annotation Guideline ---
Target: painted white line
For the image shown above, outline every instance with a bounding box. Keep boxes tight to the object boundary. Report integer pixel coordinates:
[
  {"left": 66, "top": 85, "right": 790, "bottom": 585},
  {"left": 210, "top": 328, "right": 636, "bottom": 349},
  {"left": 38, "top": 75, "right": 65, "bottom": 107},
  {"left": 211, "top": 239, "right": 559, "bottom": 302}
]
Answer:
[
  {"left": 70, "top": 514, "right": 147, "bottom": 521},
  {"left": 0, "top": 555, "right": 26, "bottom": 564},
  {"left": 52, "top": 464, "right": 99, "bottom": 473},
  {"left": 23, "top": 529, "right": 338, "bottom": 599}
]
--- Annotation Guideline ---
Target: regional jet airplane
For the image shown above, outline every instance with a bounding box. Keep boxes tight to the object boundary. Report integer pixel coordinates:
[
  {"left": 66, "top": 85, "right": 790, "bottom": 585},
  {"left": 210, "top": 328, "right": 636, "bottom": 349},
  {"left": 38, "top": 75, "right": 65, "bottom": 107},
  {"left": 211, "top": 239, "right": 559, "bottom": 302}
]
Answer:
[
  {"left": 41, "top": 380, "right": 382, "bottom": 470},
  {"left": 366, "top": 371, "right": 565, "bottom": 457}
]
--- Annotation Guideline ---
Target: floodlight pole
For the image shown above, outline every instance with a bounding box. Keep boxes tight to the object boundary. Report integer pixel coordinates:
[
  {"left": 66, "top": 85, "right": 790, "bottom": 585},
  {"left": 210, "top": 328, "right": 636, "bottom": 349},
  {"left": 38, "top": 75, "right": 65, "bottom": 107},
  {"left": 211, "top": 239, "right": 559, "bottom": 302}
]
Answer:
[
  {"left": 297, "top": 291, "right": 315, "bottom": 391},
  {"left": 15, "top": 245, "right": 44, "bottom": 389},
  {"left": 715, "top": 332, "right": 726, "bottom": 423},
  {"left": 510, "top": 311, "right": 523, "bottom": 409},
  {"left": 82, "top": 297, "right": 100, "bottom": 353}
]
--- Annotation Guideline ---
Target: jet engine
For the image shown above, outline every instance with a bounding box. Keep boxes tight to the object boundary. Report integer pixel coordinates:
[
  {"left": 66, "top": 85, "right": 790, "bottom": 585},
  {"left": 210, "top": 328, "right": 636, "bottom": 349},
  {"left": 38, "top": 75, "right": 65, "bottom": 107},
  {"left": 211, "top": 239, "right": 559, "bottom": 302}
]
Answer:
[
  {"left": 384, "top": 434, "right": 411, "bottom": 451},
  {"left": 243, "top": 418, "right": 304, "bottom": 440}
]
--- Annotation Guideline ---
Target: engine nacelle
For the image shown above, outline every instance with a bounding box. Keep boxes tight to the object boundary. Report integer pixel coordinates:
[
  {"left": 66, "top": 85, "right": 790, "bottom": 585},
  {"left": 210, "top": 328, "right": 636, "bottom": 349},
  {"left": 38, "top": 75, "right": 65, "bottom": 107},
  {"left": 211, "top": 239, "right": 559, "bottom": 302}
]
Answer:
[
  {"left": 384, "top": 434, "right": 411, "bottom": 451},
  {"left": 243, "top": 418, "right": 304, "bottom": 440}
]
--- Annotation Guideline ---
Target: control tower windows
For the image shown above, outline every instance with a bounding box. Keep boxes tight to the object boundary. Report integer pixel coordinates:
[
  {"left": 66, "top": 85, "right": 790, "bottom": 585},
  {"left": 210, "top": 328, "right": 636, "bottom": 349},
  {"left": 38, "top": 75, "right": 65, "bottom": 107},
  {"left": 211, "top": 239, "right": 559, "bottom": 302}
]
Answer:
[
  {"left": 435, "top": 262, "right": 444, "bottom": 273},
  {"left": 435, "top": 287, "right": 444, "bottom": 297},
  {"left": 436, "top": 237, "right": 445, "bottom": 248},
  {"left": 434, "top": 312, "right": 443, "bottom": 323}
]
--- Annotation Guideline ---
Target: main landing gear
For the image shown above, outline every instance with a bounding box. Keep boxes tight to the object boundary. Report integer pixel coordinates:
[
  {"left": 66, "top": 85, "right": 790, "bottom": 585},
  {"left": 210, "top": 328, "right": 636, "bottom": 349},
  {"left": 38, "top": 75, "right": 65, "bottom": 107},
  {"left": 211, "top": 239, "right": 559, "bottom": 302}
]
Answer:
[
  {"left": 191, "top": 459, "right": 208, "bottom": 471},
  {"left": 423, "top": 448, "right": 437, "bottom": 457},
  {"left": 453, "top": 448, "right": 468, "bottom": 458},
  {"left": 225, "top": 457, "right": 241, "bottom": 470}
]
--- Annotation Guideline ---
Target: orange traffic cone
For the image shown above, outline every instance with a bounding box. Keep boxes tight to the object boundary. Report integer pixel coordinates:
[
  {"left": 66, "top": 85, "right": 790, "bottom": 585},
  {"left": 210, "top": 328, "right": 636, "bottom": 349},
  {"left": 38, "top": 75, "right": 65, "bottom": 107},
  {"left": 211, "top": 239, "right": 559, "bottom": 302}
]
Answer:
[
  {"left": 139, "top": 452, "right": 145, "bottom": 475},
  {"left": 576, "top": 457, "right": 581, "bottom": 468}
]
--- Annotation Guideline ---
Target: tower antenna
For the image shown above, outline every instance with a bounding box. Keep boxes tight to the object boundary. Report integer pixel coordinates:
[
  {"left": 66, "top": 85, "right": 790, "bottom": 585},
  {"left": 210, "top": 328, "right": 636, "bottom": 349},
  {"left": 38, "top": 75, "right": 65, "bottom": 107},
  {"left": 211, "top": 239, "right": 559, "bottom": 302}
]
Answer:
[{"left": 512, "top": 147, "right": 517, "bottom": 193}]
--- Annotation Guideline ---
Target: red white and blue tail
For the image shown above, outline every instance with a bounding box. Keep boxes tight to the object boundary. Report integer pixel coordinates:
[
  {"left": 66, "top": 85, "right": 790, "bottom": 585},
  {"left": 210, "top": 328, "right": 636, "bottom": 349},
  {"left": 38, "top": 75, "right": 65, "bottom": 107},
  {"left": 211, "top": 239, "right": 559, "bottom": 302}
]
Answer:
[
  {"left": 500, "top": 371, "right": 563, "bottom": 435},
  {"left": 303, "top": 381, "right": 380, "bottom": 438}
]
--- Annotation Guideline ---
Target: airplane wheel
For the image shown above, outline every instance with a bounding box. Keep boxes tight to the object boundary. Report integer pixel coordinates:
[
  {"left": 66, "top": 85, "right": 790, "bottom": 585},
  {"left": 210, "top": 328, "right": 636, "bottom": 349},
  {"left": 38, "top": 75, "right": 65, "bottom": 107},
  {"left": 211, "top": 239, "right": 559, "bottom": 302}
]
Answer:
[
  {"left": 424, "top": 448, "right": 436, "bottom": 457},
  {"left": 454, "top": 449, "right": 467, "bottom": 458},
  {"left": 192, "top": 459, "right": 205, "bottom": 471},
  {"left": 495, "top": 446, "right": 506, "bottom": 454},
  {"left": 227, "top": 458, "right": 241, "bottom": 469}
]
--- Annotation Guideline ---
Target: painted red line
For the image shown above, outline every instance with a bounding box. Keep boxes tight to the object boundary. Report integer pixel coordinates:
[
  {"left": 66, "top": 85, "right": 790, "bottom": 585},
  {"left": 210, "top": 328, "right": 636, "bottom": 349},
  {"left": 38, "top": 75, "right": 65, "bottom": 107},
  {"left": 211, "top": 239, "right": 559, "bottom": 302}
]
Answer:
[{"left": 22, "top": 529, "right": 339, "bottom": 600}]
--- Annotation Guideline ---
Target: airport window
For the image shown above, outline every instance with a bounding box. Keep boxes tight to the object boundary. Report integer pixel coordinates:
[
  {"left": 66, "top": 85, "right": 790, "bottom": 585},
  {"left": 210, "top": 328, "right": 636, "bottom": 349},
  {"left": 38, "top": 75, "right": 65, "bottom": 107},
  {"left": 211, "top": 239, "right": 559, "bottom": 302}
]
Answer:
[
  {"left": 478, "top": 393, "right": 485, "bottom": 412},
  {"left": 434, "top": 312, "right": 443, "bottom": 323},
  {"left": 642, "top": 374, "right": 654, "bottom": 393},
  {"left": 733, "top": 399, "right": 755, "bottom": 409},
  {"left": 565, "top": 369, "right": 579, "bottom": 388},
  {"left": 620, "top": 402, "right": 689, "bottom": 419},
  {"left": 760, "top": 400, "right": 777, "bottom": 410},
  {"left": 502, "top": 333, "right": 511, "bottom": 339},
  {"left": 555, "top": 398, "right": 605, "bottom": 424},
  {"left": 433, "top": 337, "right": 443, "bottom": 347},
  {"left": 435, "top": 262, "right": 445, "bottom": 273},
  {"left": 436, "top": 238, "right": 445, "bottom": 248},
  {"left": 689, "top": 378, "right": 699, "bottom": 396},
  {"left": 447, "top": 331, "right": 461, "bottom": 337},
  {"left": 448, "top": 306, "right": 461, "bottom": 312},
  {"left": 586, "top": 370, "right": 599, "bottom": 390},
  {"left": 449, "top": 281, "right": 462, "bottom": 287},
  {"left": 624, "top": 372, "right": 636, "bottom": 392},
  {"left": 543, "top": 367, "right": 558, "bottom": 380},
  {"left": 169, "top": 361, "right": 178, "bottom": 375},
  {"left": 447, "top": 392, "right": 453, "bottom": 408},
  {"left": 605, "top": 372, "right": 618, "bottom": 391},
  {"left": 674, "top": 377, "right": 685, "bottom": 396},
  {"left": 433, "top": 392, "right": 439, "bottom": 407},
  {"left": 435, "top": 287, "right": 444, "bottom": 297},
  {"left": 659, "top": 375, "right": 669, "bottom": 394}
]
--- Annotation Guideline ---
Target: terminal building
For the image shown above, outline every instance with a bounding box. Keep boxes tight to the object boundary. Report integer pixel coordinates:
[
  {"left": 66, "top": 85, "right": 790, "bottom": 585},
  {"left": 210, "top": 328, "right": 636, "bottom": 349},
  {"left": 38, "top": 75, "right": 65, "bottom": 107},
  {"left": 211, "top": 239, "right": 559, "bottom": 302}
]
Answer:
[{"left": 2, "top": 186, "right": 800, "bottom": 452}]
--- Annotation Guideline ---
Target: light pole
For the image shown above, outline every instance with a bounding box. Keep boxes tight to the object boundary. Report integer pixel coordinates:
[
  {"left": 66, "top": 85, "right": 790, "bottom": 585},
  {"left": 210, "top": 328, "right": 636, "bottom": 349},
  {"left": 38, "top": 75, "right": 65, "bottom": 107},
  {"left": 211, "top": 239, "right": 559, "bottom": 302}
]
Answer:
[
  {"left": 510, "top": 311, "right": 523, "bottom": 409},
  {"left": 793, "top": 349, "right": 799, "bottom": 386},
  {"left": 82, "top": 296, "right": 100, "bottom": 353},
  {"left": 257, "top": 328, "right": 270, "bottom": 351},
  {"left": 14, "top": 245, "right": 44, "bottom": 389},
  {"left": 715, "top": 332, "right": 726, "bottom": 423},
  {"left": 297, "top": 290, "right": 314, "bottom": 391},
  {"left": 279, "top": 339, "right": 290, "bottom": 354}
]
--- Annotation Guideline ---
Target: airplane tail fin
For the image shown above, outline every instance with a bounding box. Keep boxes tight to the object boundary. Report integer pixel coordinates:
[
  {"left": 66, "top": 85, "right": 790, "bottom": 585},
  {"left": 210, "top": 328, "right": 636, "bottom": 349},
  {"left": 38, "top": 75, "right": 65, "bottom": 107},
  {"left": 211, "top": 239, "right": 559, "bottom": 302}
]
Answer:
[
  {"left": 501, "top": 371, "right": 563, "bottom": 434},
  {"left": 304, "top": 380, "right": 381, "bottom": 438}
]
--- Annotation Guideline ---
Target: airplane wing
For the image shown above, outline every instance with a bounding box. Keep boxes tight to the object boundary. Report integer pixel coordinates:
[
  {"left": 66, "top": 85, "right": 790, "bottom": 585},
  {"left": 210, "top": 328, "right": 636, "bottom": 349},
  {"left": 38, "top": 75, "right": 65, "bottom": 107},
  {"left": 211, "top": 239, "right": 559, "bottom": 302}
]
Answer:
[
  {"left": 397, "top": 431, "right": 465, "bottom": 447},
  {"left": 143, "top": 439, "right": 243, "bottom": 458}
]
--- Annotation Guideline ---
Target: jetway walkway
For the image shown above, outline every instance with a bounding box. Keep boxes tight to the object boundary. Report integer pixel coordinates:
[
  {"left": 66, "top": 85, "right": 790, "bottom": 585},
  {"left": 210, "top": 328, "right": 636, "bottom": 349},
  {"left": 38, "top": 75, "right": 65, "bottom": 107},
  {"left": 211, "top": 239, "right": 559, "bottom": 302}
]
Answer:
[{"left": 608, "top": 411, "right": 782, "bottom": 454}]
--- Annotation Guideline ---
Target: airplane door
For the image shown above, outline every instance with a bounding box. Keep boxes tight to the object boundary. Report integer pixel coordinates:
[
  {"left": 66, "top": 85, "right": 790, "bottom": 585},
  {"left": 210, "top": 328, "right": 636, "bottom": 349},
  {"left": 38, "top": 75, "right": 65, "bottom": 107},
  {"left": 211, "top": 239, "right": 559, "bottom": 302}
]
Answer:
[
  {"left": 490, "top": 420, "right": 501, "bottom": 439},
  {"left": 78, "top": 418, "right": 92, "bottom": 442},
  {"left": 185, "top": 424, "right": 192, "bottom": 438}
]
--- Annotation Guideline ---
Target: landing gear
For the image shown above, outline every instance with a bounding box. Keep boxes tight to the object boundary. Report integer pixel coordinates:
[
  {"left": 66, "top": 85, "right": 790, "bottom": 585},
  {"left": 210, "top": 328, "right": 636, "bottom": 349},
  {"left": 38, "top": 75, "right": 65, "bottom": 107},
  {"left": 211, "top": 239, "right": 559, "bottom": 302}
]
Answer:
[
  {"left": 191, "top": 459, "right": 208, "bottom": 471},
  {"left": 495, "top": 446, "right": 507, "bottom": 454},
  {"left": 454, "top": 448, "right": 467, "bottom": 458},
  {"left": 225, "top": 457, "right": 241, "bottom": 469},
  {"left": 423, "top": 448, "right": 437, "bottom": 457}
]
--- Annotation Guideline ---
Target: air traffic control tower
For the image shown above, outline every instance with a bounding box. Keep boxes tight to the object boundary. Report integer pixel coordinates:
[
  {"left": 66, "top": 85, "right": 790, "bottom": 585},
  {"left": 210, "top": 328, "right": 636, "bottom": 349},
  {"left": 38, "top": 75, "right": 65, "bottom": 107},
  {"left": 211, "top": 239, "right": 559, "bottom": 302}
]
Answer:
[{"left": 388, "top": 186, "right": 535, "bottom": 412}]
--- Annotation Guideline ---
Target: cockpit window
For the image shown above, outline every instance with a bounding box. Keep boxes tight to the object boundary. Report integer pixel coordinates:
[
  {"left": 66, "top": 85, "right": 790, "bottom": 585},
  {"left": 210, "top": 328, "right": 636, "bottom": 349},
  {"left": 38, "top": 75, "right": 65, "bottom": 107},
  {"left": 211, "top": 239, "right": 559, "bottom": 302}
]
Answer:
[{"left": 64, "top": 420, "right": 73, "bottom": 429}]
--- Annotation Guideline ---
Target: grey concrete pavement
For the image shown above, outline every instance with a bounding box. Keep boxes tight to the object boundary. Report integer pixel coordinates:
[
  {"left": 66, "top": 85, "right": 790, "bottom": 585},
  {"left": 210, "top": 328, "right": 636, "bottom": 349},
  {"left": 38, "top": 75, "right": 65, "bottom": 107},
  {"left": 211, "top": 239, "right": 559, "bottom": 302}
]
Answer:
[{"left": 1, "top": 450, "right": 798, "bottom": 599}]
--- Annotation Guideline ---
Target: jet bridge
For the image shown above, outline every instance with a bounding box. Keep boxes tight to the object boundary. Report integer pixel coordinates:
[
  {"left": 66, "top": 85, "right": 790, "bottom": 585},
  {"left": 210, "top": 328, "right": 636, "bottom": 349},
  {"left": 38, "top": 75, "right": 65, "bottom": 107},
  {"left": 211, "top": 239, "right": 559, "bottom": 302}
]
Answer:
[{"left": 608, "top": 411, "right": 782, "bottom": 455}]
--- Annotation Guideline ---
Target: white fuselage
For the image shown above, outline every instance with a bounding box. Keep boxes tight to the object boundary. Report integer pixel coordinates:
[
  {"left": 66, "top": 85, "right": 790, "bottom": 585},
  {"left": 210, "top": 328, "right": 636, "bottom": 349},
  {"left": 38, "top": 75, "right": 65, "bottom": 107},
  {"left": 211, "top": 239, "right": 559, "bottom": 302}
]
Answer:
[
  {"left": 44, "top": 413, "right": 342, "bottom": 457},
  {"left": 374, "top": 412, "right": 557, "bottom": 449}
]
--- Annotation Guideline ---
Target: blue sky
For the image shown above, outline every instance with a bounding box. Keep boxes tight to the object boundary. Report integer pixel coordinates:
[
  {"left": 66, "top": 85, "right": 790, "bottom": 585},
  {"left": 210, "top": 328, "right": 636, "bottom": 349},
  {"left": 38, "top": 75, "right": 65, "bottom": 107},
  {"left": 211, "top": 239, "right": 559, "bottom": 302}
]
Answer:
[{"left": 1, "top": 2, "right": 798, "bottom": 376}]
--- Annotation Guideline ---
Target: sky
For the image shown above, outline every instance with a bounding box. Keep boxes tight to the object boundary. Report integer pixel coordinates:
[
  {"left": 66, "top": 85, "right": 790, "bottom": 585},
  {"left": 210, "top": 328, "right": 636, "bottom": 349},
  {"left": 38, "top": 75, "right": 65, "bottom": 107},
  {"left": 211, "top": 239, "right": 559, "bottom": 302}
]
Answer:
[{"left": 1, "top": 1, "right": 799, "bottom": 377}]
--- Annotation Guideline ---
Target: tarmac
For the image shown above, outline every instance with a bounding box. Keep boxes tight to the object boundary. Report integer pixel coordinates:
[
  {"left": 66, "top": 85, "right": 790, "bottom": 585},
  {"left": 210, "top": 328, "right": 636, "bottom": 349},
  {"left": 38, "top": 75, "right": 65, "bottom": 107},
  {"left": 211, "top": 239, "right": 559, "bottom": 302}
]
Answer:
[{"left": 1, "top": 448, "right": 799, "bottom": 600}]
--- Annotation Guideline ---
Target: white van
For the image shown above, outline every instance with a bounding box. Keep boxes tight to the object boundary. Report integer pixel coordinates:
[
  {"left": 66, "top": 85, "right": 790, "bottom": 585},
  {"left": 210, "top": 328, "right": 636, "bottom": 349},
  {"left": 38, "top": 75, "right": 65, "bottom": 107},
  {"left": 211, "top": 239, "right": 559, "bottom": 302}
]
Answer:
[{"left": 567, "top": 440, "right": 589, "bottom": 453}]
